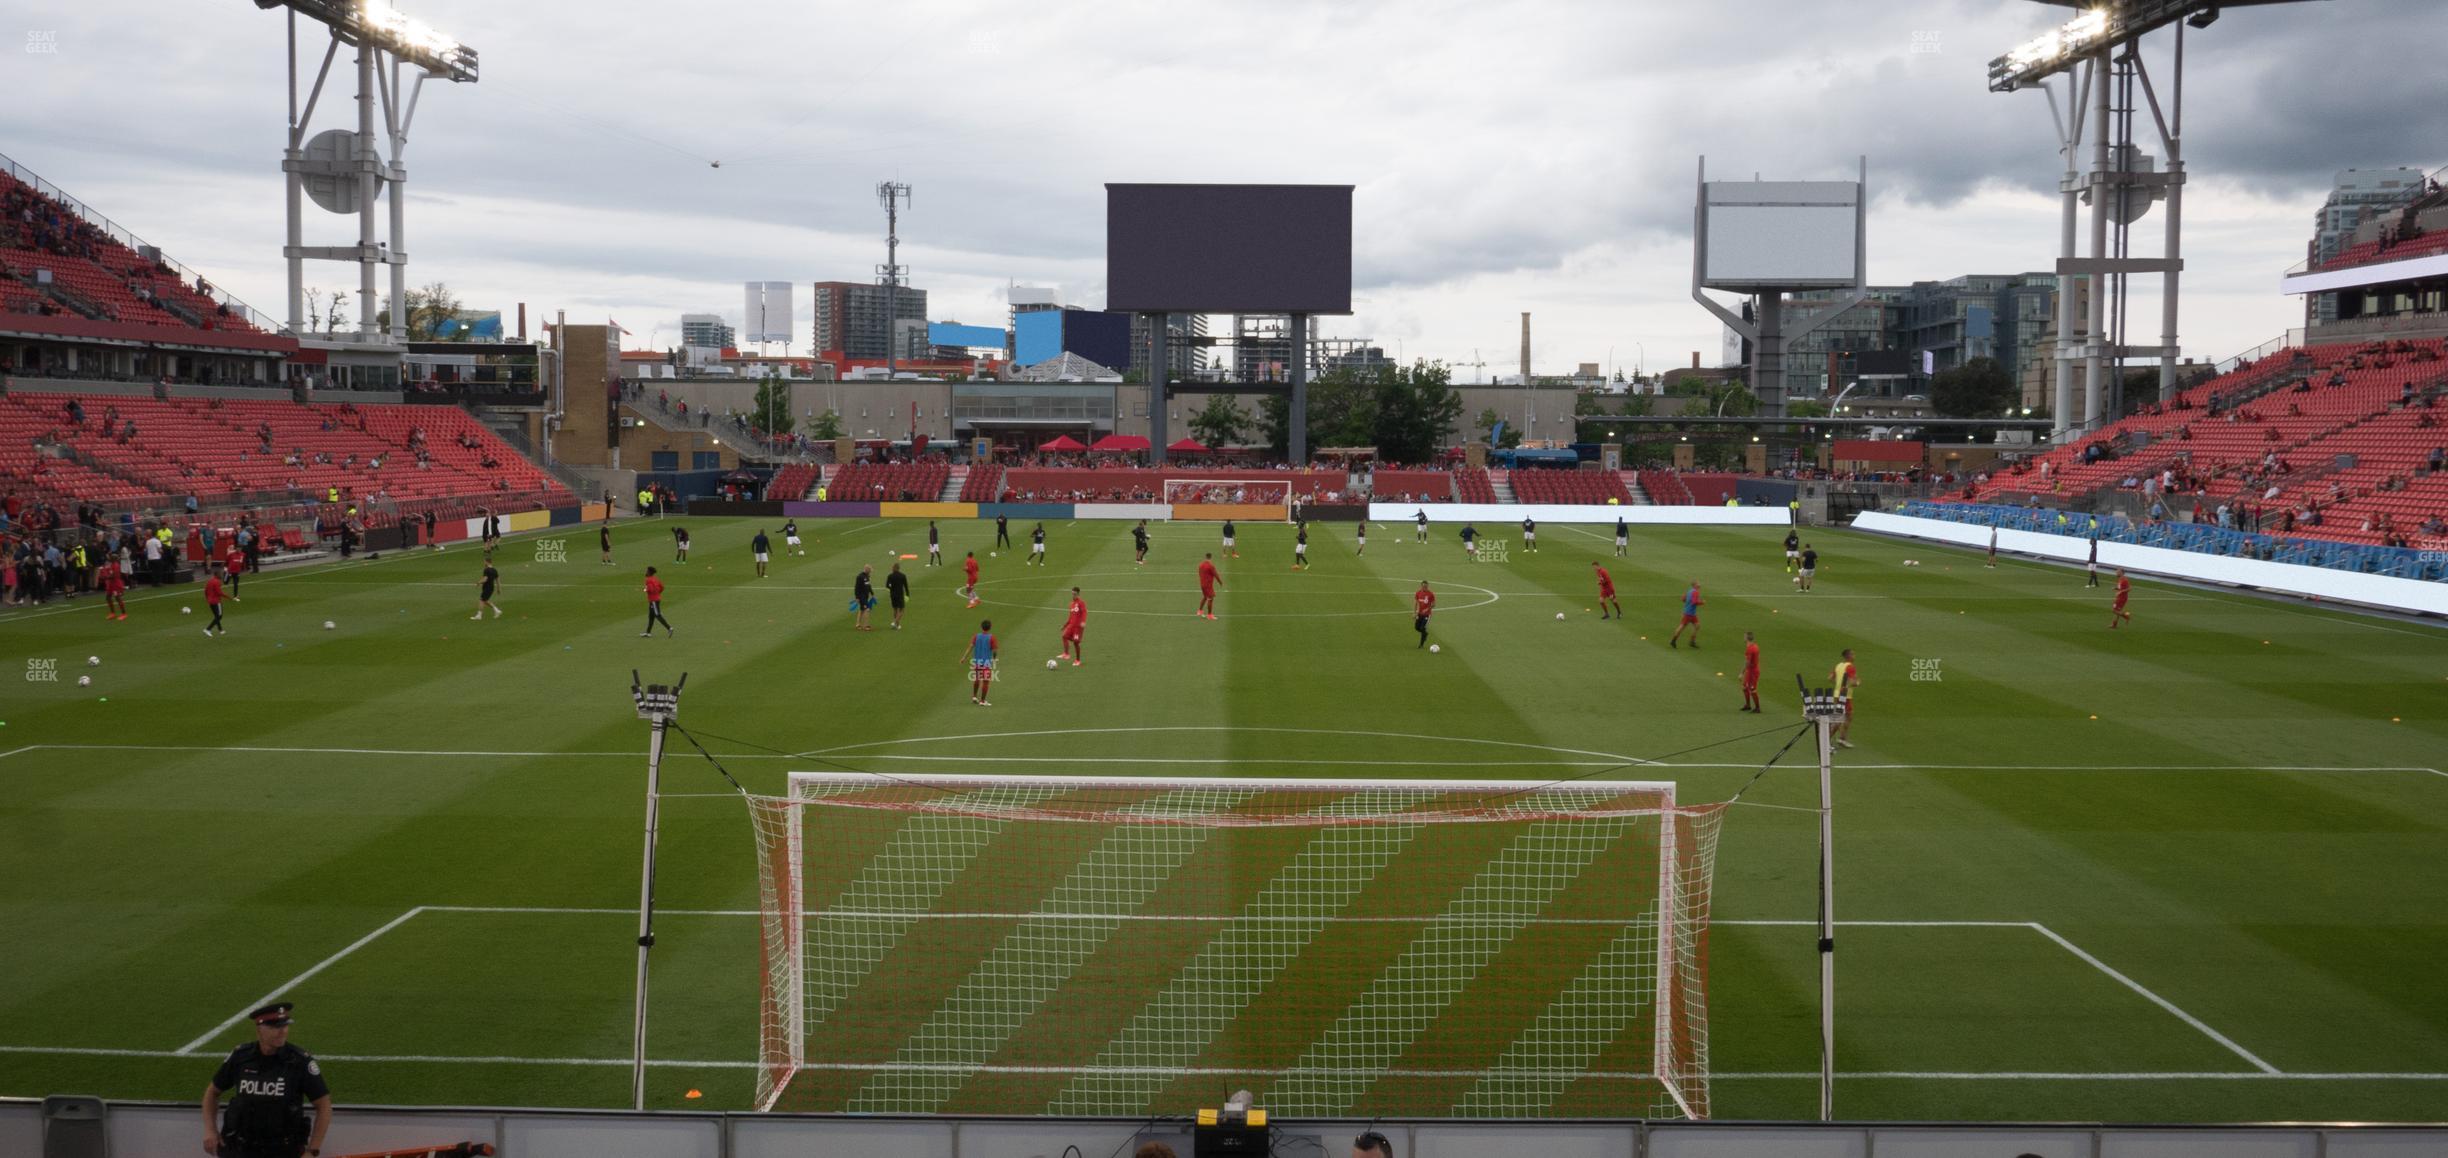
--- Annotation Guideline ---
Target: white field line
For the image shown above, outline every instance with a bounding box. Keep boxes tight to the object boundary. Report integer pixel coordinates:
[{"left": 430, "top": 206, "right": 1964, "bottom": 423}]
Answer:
[
  {"left": 2028, "top": 922, "right": 2280, "bottom": 1074},
  {"left": 430, "top": 907, "right": 2039, "bottom": 927},
  {"left": 0, "top": 1046, "right": 2439, "bottom": 1082},
  {"left": 176, "top": 906, "right": 428, "bottom": 1055},
  {"left": 0, "top": 743, "right": 2435, "bottom": 779}
]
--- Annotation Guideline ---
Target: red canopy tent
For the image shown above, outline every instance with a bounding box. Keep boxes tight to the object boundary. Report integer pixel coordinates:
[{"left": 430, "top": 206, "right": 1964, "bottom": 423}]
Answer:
[
  {"left": 1089, "top": 434, "right": 1152, "bottom": 453},
  {"left": 1166, "top": 437, "right": 1212, "bottom": 454},
  {"left": 1038, "top": 435, "right": 1088, "bottom": 452}
]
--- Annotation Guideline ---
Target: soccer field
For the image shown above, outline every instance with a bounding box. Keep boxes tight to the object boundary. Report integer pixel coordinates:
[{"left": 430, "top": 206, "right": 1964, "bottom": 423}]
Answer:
[{"left": 2, "top": 513, "right": 2444, "bottom": 1122}]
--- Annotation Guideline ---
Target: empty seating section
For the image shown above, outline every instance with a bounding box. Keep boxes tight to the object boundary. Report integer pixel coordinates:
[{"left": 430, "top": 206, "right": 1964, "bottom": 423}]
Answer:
[
  {"left": 1506, "top": 468, "right": 1632, "bottom": 505},
  {"left": 1454, "top": 468, "right": 1497, "bottom": 503},
  {"left": 1679, "top": 474, "right": 1739, "bottom": 506},
  {"left": 827, "top": 462, "right": 951, "bottom": 502},
  {"left": 0, "top": 391, "right": 569, "bottom": 510},
  {"left": 2319, "top": 230, "right": 2448, "bottom": 272},
  {"left": 1937, "top": 338, "right": 2448, "bottom": 547},
  {"left": 1635, "top": 471, "right": 1695, "bottom": 505},
  {"left": 767, "top": 464, "right": 820, "bottom": 501},
  {"left": 1371, "top": 470, "right": 1455, "bottom": 502},
  {"left": 957, "top": 463, "right": 1004, "bottom": 503},
  {"left": 0, "top": 169, "right": 261, "bottom": 333}
]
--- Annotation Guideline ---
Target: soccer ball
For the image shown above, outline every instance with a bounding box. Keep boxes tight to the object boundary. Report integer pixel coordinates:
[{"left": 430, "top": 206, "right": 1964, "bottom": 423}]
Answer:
[
  {"left": 1556, "top": 612, "right": 1565, "bottom": 620},
  {"left": 990, "top": 552, "right": 997, "bottom": 558},
  {"left": 322, "top": 620, "right": 336, "bottom": 631},
  {"left": 76, "top": 676, "right": 91, "bottom": 687},
  {"left": 1429, "top": 644, "right": 1441, "bottom": 654},
  {"left": 86, "top": 656, "right": 99, "bottom": 666},
  {"left": 181, "top": 606, "right": 192, "bottom": 615},
  {"left": 1046, "top": 658, "right": 1058, "bottom": 669}
]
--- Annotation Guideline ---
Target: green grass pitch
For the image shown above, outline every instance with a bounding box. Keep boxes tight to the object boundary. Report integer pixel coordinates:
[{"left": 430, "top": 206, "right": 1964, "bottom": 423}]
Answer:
[{"left": 1, "top": 512, "right": 2444, "bottom": 1121}]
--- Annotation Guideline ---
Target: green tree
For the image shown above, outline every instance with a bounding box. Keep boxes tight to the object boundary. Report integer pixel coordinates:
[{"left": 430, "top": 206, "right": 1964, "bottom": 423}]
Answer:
[
  {"left": 375, "top": 281, "right": 464, "bottom": 340},
  {"left": 1786, "top": 398, "right": 1831, "bottom": 419},
  {"left": 1572, "top": 391, "right": 1619, "bottom": 443},
  {"left": 1254, "top": 361, "right": 1462, "bottom": 464},
  {"left": 1258, "top": 393, "right": 1291, "bottom": 459},
  {"left": 807, "top": 408, "right": 844, "bottom": 441},
  {"left": 1475, "top": 407, "right": 1523, "bottom": 449},
  {"left": 750, "top": 372, "right": 794, "bottom": 437},
  {"left": 1930, "top": 356, "right": 2016, "bottom": 417},
  {"left": 1187, "top": 393, "right": 1250, "bottom": 450},
  {"left": 1371, "top": 360, "right": 1463, "bottom": 464}
]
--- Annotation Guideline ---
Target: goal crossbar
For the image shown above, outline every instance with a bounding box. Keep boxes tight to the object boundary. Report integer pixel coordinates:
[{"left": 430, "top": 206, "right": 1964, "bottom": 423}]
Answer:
[{"left": 749, "top": 771, "right": 1720, "bottom": 1120}]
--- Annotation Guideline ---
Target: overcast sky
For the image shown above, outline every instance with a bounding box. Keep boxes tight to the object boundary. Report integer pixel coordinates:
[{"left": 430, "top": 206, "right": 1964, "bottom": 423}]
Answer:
[{"left": 6, "top": 0, "right": 2442, "bottom": 379}]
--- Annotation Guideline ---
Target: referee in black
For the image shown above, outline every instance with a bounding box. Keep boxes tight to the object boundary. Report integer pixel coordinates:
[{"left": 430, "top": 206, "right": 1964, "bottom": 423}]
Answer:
[{"left": 202, "top": 1002, "right": 330, "bottom": 1157}]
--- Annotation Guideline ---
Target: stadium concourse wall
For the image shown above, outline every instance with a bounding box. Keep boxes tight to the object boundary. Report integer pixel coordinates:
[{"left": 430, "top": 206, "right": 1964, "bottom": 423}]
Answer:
[
  {"left": 9, "top": 1100, "right": 2447, "bottom": 1157},
  {"left": 1372, "top": 503, "right": 1794, "bottom": 527},
  {"left": 1855, "top": 510, "right": 2448, "bottom": 618}
]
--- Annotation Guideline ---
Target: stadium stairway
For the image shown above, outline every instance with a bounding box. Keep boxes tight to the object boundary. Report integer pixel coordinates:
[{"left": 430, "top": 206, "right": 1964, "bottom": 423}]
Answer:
[
  {"left": 939, "top": 465, "right": 967, "bottom": 502},
  {"left": 1618, "top": 472, "right": 1653, "bottom": 503},
  {"left": 1489, "top": 470, "right": 1518, "bottom": 503}
]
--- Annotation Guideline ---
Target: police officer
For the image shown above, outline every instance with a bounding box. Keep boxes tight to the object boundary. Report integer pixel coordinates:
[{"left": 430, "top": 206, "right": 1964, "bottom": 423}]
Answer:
[{"left": 202, "top": 1002, "right": 330, "bottom": 1157}]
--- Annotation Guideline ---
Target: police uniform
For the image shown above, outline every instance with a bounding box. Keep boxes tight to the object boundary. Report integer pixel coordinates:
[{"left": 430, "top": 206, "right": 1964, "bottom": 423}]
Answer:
[{"left": 211, "top": 1004, "right": 328, "bottom": 1158}]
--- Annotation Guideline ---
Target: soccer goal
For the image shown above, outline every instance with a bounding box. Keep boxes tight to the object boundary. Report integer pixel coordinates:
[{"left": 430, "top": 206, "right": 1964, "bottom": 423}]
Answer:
[
  {"left": 1162, "top": 478, "right": 1292, "bottom": 512},
  {"left": 745, "top": 773, "right": 1722, "bottom": 1119}
]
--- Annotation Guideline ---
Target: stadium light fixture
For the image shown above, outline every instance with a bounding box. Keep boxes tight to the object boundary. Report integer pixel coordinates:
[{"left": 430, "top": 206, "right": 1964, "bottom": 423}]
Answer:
[
  {"left": 255, "top": 0, "right": 478, "bottom": 82},
  {"left": 1988, "top": 1, "right": 2313, "bottom": 92}
]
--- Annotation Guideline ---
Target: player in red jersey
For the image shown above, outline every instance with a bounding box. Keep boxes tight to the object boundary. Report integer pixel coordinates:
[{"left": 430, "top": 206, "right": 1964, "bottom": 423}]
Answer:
[
  {"left": 641, "top": 566, "right": 673, "bottom": 636},
  {"left": 961, "top": 550, "right": 981, "bottom": 608},
  {"left": 1413, "top": 580, "right": 1436, "bottom": 649},
  {"left": 100, "top": 555, "right": 128, "bottom": 621},
  {"left": 1739, "top": 630, "right": 1762, "bottom": 712},
  {"left": 201, "top": 566, "right": 227, "bottom": 636},
  {"left": 220, "top": 544, "right": 246, "bottom": 602},
  {"left": 1592, "top": 560, "right": 1621, "bottom": 619},
  {"left": 2108, "top": 568, "right": 2133, "bottom": 628},
  {"left": 1058, "top": 586, "right": 1087, "bottom": 666},
  {"left": 1669, "top": 581, "right": 1703, "bottom": 649},
  {"left": 1196, "top": 553, "right": 1221, "bottom": 620}
]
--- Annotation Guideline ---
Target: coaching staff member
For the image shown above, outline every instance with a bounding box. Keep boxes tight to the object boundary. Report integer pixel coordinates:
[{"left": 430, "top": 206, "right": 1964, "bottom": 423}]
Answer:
[{"left": 202, "top": 1002, "right": 330, "bottom": 1157}]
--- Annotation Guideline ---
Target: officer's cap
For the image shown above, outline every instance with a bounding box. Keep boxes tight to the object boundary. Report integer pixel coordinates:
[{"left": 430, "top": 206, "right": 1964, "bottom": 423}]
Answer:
[{"left": 250, "top": 1003, "right": 294, "bottom": 1028}]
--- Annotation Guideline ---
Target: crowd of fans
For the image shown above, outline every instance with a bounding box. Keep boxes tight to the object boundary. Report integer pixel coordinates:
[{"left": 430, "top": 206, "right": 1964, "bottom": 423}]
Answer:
[{"left": 0, "top": 494, "right": 283, "bottom": 606}]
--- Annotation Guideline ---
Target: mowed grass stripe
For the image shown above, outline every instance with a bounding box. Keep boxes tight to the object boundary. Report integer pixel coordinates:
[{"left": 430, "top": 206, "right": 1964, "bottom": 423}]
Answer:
[{"left": 3, "top": 515, "right": 2444, "bottom": 1120}]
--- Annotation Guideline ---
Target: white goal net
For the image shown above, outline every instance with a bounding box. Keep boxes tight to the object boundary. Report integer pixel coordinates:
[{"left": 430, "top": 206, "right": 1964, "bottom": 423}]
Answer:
[
  {"left": 1161, "top": 478, "right": 1293, "bottom": 508},
  {"left": 746, "top": 774, "right": 1721, "bottom": 1119}
]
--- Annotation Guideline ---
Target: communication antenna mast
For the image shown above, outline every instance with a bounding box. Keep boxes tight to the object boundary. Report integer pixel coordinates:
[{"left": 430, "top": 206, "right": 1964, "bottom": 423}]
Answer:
[{"left": 878, "top": 181, "right": 912, "bottom": 376}]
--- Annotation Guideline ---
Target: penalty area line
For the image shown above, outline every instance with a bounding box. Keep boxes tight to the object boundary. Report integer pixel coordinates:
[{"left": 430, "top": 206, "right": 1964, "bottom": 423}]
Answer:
[
  {"left": 175, "top": 906, "right": 427, "bottom": 1055},
  {"left": 2028, "top": 922, "right": 2279, "bottom": 1075}
]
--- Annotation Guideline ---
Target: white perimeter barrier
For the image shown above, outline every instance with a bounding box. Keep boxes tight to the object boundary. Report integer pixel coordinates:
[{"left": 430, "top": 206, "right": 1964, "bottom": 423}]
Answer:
[
  {"left": 1854, "top": 510, "right": 2448, "bottom": 619},
  {"left": 1074, "top": 503, "right": 1174, "bottom": 520},
  {"left": 1369, "top": 503, "right": 1792, "bottom": 526}
]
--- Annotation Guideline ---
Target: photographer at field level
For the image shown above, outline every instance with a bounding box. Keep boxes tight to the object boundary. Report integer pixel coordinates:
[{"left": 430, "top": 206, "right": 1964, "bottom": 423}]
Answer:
[{"left": 202, "top": 1002, "right": 330, "bottom": 1157}]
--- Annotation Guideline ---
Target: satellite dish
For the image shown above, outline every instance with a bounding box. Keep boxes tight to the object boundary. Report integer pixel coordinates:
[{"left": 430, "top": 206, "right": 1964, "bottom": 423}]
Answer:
[{"left": 301, "top": 129, "right": 366, "bottom": 215}]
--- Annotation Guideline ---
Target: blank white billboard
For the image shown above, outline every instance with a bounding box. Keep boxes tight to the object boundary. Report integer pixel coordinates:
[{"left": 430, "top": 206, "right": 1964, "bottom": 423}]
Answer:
[
  {"left": 744, "top": 281, "right": 794, "bottom": 345},
  {"left": 1702, "top": 181, "right": 1861, "bottom": 288}
]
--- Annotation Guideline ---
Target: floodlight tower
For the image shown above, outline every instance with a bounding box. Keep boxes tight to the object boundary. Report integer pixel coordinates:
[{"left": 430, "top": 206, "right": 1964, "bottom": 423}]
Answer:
[
  {"left": 1989, "top": 0, "right": 2319, "bottom": 436},
  {"left": 254, "top": 0, "right": 478, "bottom": 344}
]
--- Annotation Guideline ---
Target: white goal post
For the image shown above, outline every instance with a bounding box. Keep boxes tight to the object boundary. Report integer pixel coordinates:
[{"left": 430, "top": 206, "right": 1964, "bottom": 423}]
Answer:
[
  {"left": 1161, "top": 478, "right": 1294, "bottom": 511},
  {"left": 747, "top": 773, "right": 1722, "bottom": 1119}
]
